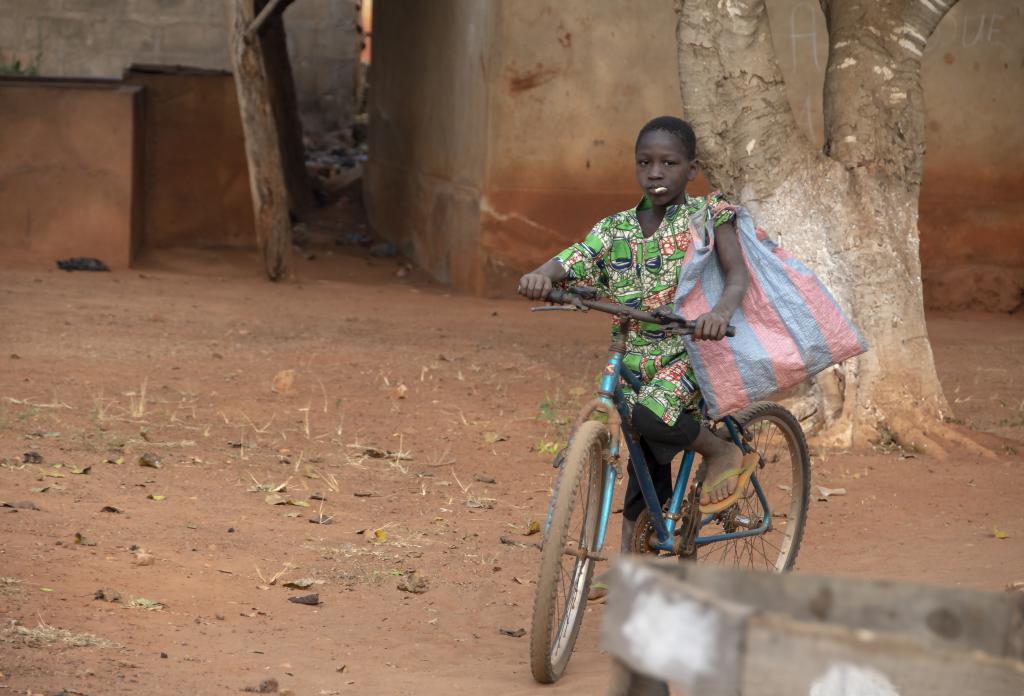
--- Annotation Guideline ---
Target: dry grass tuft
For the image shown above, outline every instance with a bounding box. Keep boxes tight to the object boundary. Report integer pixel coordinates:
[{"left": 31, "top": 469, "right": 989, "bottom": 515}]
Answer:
[
  {"left": 255, "top": 562, "right": 296, "bottom": 587},
  {"left": 127, "top": 377, "right": 148, "bottom": 419},
  {"left": 5, "top": 619, "right": 117, "bottom": 648},
  {"left": 126, "top": 597, "right": 165, "bottom": 611},
  {"left": 0, "top": 577, "right": 22, "bottom": 595}
]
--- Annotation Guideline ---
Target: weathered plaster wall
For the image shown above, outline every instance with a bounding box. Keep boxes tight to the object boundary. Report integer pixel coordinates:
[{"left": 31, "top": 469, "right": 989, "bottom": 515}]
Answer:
[
  {"left": 282, "top": 0, "right": 360, "bottom": 135},
  {"left": 918, "top": 2, "right": 1024, "bottom": 311},
  {"left": 479, "top": 0, "right": 708, "bottom": 293},
  {"left": 0, "top": 0, "right": 359, "bottom": 135},
  {"left": 369, "top": 0, "right": 1023, "bottom": 302},
  {"left": 366, "top": 0, "right": 494, "bottom": 291},
  {"left": 0, "top": 79, "right": 143, "bottom": 268},
  {"left": 767, "top": 0, "right": 1024, "bottom": 311}
]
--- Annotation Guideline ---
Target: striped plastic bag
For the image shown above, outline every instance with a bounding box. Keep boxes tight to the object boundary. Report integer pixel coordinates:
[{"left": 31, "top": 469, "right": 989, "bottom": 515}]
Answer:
[{"left": 673, "top": 200, "right": 868, "bottom": 419}]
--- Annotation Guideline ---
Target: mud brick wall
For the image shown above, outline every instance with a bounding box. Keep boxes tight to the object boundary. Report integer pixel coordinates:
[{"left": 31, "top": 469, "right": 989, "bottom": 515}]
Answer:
[
  {"left": 0, "top": 0, "right": 360, "bottom": 136},
  {"left": 123, "top": 66, "right": 255, "bottom": 250},
  {"left": 0, "top": 79, "right": 144, "bottom": 268}
]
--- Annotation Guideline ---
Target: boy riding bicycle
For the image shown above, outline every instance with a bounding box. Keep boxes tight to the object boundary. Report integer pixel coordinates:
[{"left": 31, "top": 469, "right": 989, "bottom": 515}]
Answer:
[{"left": 516, "top": 116, "right": 750, "bottom": 556}]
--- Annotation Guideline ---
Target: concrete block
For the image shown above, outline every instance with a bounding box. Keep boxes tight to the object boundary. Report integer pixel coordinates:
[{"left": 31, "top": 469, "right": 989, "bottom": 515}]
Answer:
[
  {"left": 153, "top": 51, "right": 230, "bottom": 72},
  {"left": 61, "top": 0, "right": 129, "bottom": 13},
  {"left": 5, "top": 0, "right": 62, "bottom": 14},
  {"left": 35, "top": 48, "right": 64, "bottom": 75},
  {"left": 35, "top": 15, "right": 94, "bottom": 42},
  {"left": 131, "top": 0, "right": 223, "bottom": 21},
  {"left": 60, "top": 49, "right": 128, "bottom": 78},
  {"left": 284, "top": 0, "right": 343, "bottom": 23},
  {"left": 131, "top": 0, "right": 190, "bottom": 13},
  {"left": 159, "top": 21, "right": 226, "bottom": 56},
  {"left": 0, "top": 18, "right": 23, "bottom": 48},
  {"left": 95, "top": 19, "right": 158, "bottom": 53}
]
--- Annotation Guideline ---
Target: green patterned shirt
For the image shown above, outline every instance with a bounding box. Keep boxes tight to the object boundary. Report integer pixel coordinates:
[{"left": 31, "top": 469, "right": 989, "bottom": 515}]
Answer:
[{"left": 553, "top": 192, "right": 735, "bottom": 423}]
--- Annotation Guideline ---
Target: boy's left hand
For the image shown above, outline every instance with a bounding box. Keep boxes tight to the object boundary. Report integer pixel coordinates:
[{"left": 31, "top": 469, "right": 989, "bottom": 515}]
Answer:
[{"left": 693, "top": 311, "right": 730, "bottom": 341}]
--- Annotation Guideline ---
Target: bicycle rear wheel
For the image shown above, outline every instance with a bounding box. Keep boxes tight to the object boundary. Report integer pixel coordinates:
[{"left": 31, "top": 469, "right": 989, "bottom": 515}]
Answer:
[
  {"left": 698, "top": 402, "right": 810, "bottom": 572},
  {"left": 530, "top": 420, "right": 609, "bottom": 683}
]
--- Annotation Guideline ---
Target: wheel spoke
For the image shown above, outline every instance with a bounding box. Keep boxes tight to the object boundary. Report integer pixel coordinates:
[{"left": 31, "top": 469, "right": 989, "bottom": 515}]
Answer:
[
  {"left": 696, "top": 406, "right": 807, "bottom": 575},
  {"left": 531, "top": 422, "right": 611, "bottom": 683}
]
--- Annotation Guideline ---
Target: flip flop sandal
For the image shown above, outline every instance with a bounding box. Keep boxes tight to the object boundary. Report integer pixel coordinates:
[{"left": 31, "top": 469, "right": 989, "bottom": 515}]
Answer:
[
  {"left": 588, "top": 581, "right": 609, "bottom": 603},
  {"left": 698, "top": 453, "right": 759, "bottom": 515}
]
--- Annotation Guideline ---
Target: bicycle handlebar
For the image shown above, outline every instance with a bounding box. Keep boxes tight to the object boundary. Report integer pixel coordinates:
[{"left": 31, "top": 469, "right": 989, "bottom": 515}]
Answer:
[{"left": 540, "top": 287, "right": 736, "bottom": 338}]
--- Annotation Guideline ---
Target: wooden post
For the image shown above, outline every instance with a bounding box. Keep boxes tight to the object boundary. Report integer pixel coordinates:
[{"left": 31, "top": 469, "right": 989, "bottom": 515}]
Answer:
[
  {"left": 256, "top": 0, "right": 314, "bottom": 218},
  {"left": 602, "top": 557, "right": 1024, "bottom": 696},
  {"left": 225, "top": 0, "right": 292, "bottom": 281}
]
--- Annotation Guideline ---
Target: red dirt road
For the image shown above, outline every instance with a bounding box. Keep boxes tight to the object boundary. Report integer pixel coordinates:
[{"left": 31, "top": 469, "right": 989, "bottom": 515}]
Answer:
[{"left": 1, "top": 250, "right": 1022, "bottom": 695}]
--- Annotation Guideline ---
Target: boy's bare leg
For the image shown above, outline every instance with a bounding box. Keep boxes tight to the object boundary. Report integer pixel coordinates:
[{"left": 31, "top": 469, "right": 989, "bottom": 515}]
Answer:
[{"left": 692, "top": 427, "right": 742, "bottom": 504}]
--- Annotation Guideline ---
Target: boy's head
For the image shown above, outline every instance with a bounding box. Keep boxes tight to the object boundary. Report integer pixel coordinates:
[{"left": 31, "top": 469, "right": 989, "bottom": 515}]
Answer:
[
  {"left": 635, "top": 116, "right": 697, "bottom": 161},
  {"left": 634, "top": 116, "right": 698, "bottom": 205}
]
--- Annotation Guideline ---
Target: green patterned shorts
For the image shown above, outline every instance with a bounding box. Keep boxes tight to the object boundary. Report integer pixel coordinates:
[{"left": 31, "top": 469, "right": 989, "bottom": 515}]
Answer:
[{"left": 625, "top": 356, "right": 704, "bottom": 427}]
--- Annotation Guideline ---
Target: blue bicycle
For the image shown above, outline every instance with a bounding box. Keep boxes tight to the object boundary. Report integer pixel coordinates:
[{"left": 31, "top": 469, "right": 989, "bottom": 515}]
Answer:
[{"left": 527, "top": 286, "right": 810, "bottom": 683}]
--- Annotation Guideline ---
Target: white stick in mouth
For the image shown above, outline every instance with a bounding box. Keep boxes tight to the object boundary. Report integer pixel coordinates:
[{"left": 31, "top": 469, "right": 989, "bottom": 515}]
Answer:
[{"left": 653, "top": 187, "right": 668, "bottom": 194}]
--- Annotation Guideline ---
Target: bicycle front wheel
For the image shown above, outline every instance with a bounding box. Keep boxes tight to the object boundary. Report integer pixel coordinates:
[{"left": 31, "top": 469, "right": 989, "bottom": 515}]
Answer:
[
  {"left": 529, "top": 419, "right": 609, "bottom": 684},
  {"left": 698, "top": 401, "right": 810, "bottom": 572}
]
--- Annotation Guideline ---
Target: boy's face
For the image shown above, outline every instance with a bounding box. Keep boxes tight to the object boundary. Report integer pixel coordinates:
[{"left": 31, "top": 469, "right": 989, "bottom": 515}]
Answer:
[{"left": 634, "top": 130, "right": 698, "bottom": 206}]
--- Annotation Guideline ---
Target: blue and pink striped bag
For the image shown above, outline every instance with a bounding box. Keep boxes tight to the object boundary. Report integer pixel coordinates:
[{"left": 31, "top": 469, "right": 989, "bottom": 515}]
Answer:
[{"left": 673, "top": 198, "right": 868, "bottom": 419}]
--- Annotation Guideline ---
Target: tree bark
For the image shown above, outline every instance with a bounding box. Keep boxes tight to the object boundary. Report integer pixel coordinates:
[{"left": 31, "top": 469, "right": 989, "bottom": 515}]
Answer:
[
  {"left": 225, "top": 0, "right": 292, "bottom": 281},
  {"left": 676, "top": 0, "right": 963, "bottom": 451},
  {"left": 255, "top": 0, "right": 313, "bottom": 219}
]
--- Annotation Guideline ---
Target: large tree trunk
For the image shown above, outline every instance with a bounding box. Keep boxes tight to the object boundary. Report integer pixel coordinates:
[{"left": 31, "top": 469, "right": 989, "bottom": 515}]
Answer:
[{"left": 676, "top": 0, "right": 963, "bottom": 451}]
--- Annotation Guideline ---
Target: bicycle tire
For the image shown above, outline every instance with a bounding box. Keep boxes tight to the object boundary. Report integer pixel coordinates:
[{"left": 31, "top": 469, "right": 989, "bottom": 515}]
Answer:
[
  {"left": 698, "top": 401, "right": 810, "bottom": 572},
  {"left": 529, "top": 419, "right": 609, "bottom": 683}
]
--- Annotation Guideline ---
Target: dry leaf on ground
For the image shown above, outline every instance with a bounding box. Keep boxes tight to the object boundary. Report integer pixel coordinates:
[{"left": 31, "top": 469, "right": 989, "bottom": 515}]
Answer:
[{"left": 272, "top": 369, "right": 296, "bottom": 394}]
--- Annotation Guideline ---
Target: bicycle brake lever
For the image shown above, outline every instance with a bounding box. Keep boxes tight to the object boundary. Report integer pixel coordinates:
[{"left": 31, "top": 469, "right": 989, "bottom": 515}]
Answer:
[{"left": 569, "top": 286, "right": 600, "bottom": 300}]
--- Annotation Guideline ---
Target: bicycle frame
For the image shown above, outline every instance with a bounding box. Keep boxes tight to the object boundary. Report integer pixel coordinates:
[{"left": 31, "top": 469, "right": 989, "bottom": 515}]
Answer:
[{"left": 567, "top": 315, "right": 773, "bottom": 556}]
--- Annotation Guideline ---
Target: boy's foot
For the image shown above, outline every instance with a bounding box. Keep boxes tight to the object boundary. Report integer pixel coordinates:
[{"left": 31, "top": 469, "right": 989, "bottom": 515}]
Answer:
[
  {"left": 699, "top": 444, "right": 744, "bottom": 506},
  {"left": 699, "top": 453, "right": 759, "bottom": 514},
  {"left": 588, "top": 579, "right": 609, "bottom": 603}
]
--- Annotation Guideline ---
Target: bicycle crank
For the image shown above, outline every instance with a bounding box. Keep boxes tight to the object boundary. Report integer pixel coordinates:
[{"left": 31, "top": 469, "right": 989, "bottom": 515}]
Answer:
[{"left": 562, "top": 545, "right": 607, "bottom": 562}]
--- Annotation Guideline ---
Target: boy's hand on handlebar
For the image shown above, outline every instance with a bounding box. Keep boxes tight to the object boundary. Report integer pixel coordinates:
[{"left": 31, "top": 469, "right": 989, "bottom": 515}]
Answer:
[
  {"left": 517, "top": 272, "right": 553, "bottom": 300},
  {"left": 694, "top": 311, "right": 731, "bottom": 341}
]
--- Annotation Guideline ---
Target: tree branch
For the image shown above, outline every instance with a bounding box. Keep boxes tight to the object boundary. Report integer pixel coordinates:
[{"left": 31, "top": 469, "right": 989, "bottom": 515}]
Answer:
[
  {"left": 676, "top": 0, "right": 817, "bottom": 202},
  {"left": 247, "top": 0, "right": 295, "bottom": 40},
  {"left": 821, "top": 0, "right": 959, "bottom": 186}
]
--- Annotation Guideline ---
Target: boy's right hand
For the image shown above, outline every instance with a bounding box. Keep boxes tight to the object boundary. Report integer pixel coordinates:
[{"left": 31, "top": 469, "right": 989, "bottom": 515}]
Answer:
[{"left": 517, "top": 272, "right": 553, "bottom": 300}]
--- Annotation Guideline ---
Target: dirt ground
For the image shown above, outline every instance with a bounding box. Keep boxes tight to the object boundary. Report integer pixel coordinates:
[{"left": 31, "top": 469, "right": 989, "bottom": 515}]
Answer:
[{"left": 1, "top": 243, "right": 1022, "bottom": 696}]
